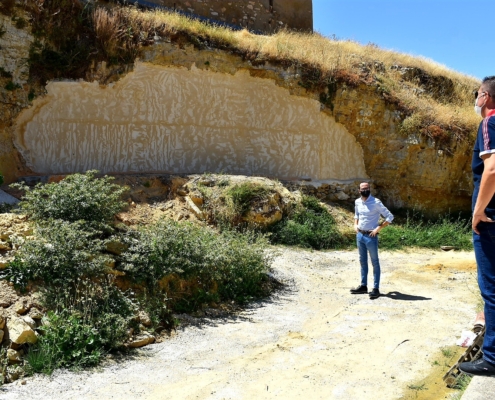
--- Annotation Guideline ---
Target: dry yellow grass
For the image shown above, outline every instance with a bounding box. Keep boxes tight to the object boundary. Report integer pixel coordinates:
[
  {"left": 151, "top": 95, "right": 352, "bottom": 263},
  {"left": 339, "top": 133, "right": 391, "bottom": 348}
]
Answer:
[{"left": 94, "top": 5, "right": 481, "bottom": 139}]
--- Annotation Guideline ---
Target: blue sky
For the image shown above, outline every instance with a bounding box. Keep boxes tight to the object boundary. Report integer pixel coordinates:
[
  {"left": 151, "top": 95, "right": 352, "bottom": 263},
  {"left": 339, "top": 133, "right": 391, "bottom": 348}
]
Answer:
[{"left": 313, "top": 0, "right": 492, "bottom": 81}]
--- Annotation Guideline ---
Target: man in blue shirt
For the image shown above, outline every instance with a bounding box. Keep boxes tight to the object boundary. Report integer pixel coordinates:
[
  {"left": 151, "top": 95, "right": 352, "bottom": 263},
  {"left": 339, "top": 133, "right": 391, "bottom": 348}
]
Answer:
[
  {"left": 460, "top": 76, "right": 495, "bottom": 377},
  {"left": 350, "top": 182, "right": 394, "bottom": 299}
]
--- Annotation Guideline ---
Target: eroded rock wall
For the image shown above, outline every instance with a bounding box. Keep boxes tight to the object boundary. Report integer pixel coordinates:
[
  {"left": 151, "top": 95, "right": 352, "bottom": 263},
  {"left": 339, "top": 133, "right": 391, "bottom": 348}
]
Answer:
[
  {"left": 0, "top": 14, "right": 34, "bottom": 183},
  {"left": 15, "top": 61, "right": 367, "bottom": 182}
]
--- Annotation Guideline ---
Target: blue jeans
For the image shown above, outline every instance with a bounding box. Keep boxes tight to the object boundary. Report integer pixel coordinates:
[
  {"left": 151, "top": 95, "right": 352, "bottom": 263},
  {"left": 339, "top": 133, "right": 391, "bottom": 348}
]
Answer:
[
  {"left": 473, "top": 222, "right": 495, "bottom": 365},
  {"left": 357, "top": 232, "right": 381, "bottom": 289}
]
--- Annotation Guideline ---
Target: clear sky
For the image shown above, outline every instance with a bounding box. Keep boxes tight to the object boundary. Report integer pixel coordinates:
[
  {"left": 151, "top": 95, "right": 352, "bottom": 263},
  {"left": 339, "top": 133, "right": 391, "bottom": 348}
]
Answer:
[{"left": 313, "top": 0, "right": 493, "bottom": 81}]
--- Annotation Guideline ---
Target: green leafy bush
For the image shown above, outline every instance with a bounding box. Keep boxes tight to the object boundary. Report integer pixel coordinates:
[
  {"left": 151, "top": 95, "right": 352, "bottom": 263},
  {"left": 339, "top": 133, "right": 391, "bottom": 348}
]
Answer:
[
  {"left": 379, "top": 214, "right": 472, "bottom": 250},
  {"left": 27, "top": 311, "right": 104, "bottom": 374},
  {"left": 120, "top": 220, "right": 271, "bottom": 309},
  {"left": 13, "top": 170, "right": 126, "bottom": 229},
  {"left": 4, "top": 220, "right": 110, "bottom": 290},
  {"left": 270, "top": 196, "right": 347, "bottom": 250}
]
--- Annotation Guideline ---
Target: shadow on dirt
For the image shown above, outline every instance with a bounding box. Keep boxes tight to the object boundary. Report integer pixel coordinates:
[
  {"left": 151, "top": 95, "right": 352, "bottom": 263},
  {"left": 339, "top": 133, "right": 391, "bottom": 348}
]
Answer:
[{"left": 383, "top": 291, "right": 432, "bottom": 301}]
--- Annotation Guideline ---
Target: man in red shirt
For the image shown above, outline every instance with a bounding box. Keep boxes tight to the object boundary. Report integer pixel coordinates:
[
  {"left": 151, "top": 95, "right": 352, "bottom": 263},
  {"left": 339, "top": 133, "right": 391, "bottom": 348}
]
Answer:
[{"left": 460, "top": 76, "right": 495, "bottom": 377}]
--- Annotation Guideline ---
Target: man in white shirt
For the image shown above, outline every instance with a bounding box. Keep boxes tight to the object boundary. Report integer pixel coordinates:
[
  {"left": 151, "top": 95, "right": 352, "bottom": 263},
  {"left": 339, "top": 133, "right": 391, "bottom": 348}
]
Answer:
[{"left": 350, "top": 182, "right": 394, "bottom": 299}]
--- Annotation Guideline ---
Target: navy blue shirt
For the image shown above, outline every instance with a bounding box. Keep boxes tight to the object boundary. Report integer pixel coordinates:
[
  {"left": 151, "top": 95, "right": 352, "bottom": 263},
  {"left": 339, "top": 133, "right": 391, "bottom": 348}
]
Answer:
[{"left": 472, "top": 114, "right": 495, "bottom": 218}]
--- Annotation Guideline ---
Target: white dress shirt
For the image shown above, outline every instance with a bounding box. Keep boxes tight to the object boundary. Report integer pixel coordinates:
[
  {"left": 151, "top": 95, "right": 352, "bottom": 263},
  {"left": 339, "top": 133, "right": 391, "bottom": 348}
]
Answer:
[{"left": 354, "top": 195, "right": 394, "bottom": 231}]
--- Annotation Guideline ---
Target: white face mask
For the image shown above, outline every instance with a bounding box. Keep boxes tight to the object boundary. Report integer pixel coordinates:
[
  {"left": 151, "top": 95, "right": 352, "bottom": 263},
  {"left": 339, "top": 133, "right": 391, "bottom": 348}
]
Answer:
[
  {"left": 474, "top": 99, "right": 483, "bottom": 116},
  {"left": 475, "top": 93, "right": 486, "bottom": 116}
]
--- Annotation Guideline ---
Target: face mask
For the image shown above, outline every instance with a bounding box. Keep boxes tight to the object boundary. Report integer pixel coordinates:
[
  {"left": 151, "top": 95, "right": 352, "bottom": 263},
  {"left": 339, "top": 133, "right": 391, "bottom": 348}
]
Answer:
[
  {"left": 360, "top": 190, "right": 370, "bottom": 198},
  {"left": 475, "top": 95, "right": 486, "bottom": 116},
  {"left": 474, "top": 99, "right": 483, "bottom": 116}
]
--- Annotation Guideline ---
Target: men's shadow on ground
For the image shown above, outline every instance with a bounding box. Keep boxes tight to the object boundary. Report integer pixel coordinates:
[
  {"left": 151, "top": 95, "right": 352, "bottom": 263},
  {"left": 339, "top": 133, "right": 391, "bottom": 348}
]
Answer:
[{"left": 382, "top": 291, "right": 432, "bottom": 301}]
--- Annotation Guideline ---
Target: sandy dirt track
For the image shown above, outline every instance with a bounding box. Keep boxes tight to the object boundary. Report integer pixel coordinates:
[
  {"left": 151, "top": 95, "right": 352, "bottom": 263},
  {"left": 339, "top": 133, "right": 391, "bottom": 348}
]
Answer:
[{"left": 0, "top": 248, "right": 479, "bottom": 400}]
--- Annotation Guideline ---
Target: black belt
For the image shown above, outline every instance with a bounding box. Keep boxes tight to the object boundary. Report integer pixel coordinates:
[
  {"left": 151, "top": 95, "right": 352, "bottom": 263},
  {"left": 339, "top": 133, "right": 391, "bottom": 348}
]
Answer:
[{"left": 358, "top": 229, "right": 373, "bottom": 235}]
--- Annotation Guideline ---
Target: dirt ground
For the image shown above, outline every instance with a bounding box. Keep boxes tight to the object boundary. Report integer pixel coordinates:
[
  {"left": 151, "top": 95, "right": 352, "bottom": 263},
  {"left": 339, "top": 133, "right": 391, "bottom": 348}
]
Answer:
[{"left": 0, "top": 247, "right": 479, "bottom": 400}]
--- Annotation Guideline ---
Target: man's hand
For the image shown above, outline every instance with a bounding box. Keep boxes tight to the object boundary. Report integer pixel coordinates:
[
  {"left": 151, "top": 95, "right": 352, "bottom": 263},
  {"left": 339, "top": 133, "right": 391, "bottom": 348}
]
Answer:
[
  {"left": 472, "top": 213, "right": 494, "bottom": 235},
  {"left": 370, "top": 227, "right": 380, "bottom": 237},
  {"left": 354, "top": 224, "right": 359, "bottom": 233}
]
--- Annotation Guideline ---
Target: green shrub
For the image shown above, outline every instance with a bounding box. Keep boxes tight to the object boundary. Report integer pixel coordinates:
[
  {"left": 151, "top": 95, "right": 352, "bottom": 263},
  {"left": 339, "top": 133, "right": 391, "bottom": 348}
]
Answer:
[
  {"left": 204, "top": 181, "right": 272, "bottom": 228},
  {"left": 27, "top": 311, "right": 104, "bottom": 374},
  {"left": 3, "top": 220, "right": 110, "bottom": 290},
  {"left": 12, "top": 170, "right": 127, "bottom": 229},
  {"left": 225, "top": 182, "right": 271, "bottom": 217},
  {"left": 379, "top": 214, "right": 472, "bottom": 250},
  {"left": 270, "top": 196, "right": 347, "bottom": 250},
  {"left": 120, "top": 220, "right": 271, "bottom": 309}
]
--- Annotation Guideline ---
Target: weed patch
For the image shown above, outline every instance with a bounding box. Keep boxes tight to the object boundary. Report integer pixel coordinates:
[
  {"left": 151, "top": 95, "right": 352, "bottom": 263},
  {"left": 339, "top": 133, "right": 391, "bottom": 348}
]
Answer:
[
  {"left": 379, "top": 213, "right": 472, "bottom": 250},
  {"left": 270, "top": 196, "right": 349, "bottom": 250}
]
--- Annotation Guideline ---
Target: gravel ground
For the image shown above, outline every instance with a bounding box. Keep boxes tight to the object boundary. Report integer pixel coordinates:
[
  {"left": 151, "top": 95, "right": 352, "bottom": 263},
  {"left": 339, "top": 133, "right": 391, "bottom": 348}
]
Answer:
[{"left": 0, "top": 248, "right": 479, "bottom": 400}]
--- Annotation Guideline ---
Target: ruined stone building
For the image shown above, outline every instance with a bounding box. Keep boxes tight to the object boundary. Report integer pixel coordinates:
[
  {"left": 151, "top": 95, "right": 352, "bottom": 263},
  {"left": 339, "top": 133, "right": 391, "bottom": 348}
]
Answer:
[{"left": 139, "top": 0, "right": 313, "bottom": 33}]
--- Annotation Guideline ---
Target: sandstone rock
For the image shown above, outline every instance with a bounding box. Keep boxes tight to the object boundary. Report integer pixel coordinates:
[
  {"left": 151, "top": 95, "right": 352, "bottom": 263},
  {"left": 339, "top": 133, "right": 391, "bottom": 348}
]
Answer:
[
  {"left": 128, "top": 333, "right": 155, "bottom": 348},
  {"left": 335, "top": 192, "right": 350, "bottom": 201},
  {"left": 7, "top": 349, "right": 21, "bottom": 363},
  {"left": 185, "top": 196, "right": 205, "bottom": 219},
  {"left": 138, "top": 311, "right": 152, "bottom": 327},
  {"left": 27, "top": 308, "right": 43, "bottom": 320},
  {"left": 0, "top": 329, "right": 4, "bottom": 344},
  {"left": 21, "top": 316, "right": 36, "bottom": 330},
  {"left": 8, "top": 317, "right": 37, "bottom": 344},
  {"left": 0, "top": 313, "right": 6, "bottom": 329},
  {"left": 0, "top": 281, "right": 19, "bottom": 308},
  {"left": 12, "top": 298, "right": 31, "bottom": 315}
]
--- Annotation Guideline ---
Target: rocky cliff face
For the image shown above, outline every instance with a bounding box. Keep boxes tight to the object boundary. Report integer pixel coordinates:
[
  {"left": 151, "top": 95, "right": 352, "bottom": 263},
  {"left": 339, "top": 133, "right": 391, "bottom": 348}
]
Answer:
[{"left": 0, "top": 13, "right": 475, "bottom": 214}]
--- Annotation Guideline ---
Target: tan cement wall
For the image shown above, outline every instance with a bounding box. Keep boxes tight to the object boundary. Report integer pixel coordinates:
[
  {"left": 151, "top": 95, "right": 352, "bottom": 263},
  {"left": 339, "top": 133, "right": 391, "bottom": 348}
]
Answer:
[
  {"left": 148, "top": 0, "right": 313, "bottom": 33},
  {"left": 14, "top": 62, "right": 366, "bottom": 181}
]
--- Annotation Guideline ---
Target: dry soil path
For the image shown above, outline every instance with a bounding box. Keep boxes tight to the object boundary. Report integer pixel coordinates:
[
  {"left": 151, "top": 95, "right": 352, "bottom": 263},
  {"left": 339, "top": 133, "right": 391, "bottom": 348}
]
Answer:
[{"left": 0, "top": 248, "right": 479, "bottom": 400}]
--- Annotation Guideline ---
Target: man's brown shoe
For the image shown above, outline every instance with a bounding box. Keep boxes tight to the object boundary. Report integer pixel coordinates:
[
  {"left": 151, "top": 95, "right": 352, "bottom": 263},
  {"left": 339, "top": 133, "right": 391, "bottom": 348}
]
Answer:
[{"left": 350, "top": 285, "right": 368, "bottom": 294}]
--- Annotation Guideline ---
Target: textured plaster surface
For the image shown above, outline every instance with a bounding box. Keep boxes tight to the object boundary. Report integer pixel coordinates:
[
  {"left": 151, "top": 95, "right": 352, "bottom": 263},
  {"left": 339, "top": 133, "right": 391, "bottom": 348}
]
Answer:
[{"left": 14, "top": 62, "right": 367, "bottom": 181}]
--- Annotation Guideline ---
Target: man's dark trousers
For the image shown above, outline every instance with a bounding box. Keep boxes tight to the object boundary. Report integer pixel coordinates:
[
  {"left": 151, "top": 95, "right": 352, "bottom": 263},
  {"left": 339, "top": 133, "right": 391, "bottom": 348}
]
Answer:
[{"left": 474, "top": 221, "right": 495, "bottom": 364}]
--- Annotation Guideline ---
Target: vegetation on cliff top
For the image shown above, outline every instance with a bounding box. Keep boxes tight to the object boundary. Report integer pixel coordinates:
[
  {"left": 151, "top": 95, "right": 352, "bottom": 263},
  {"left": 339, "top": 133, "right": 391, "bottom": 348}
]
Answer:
[{"left": 3, "top": 1, "right": 480, "bottom": 145}]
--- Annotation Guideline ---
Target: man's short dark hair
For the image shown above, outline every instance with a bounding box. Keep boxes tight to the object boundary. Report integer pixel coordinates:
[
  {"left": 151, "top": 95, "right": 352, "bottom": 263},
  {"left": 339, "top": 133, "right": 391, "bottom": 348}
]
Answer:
[{"left": 482, "top": 76, "right": 495, "bottom": 96}]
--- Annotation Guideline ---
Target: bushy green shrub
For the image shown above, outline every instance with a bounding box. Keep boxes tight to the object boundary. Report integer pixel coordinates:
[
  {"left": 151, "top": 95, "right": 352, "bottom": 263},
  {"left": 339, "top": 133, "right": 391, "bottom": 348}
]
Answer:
[
  {"left": 379, "top": 214, "right": 472, "bottom": 250},
  {"left": 120, "top": 220, "right": 271, "bottom": 309},
  {"left": 12, "top": 170, "right": 126, "bottom": 229},
  {"left": 4, "top": 220, "right": 110, "bottom": 290},
  {"left": 270, "top": 196, "right": 347, "bottom": 250}
]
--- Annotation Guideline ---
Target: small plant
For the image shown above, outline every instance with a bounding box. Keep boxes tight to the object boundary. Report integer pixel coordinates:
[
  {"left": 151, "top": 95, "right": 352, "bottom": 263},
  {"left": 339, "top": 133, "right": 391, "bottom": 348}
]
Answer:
[
  {"left": 4, "top": 81, "right": 20, "bottom": 91},
  {"left": 407, "top": 382, "right": 427, "bottom": 391},
  {"left": 27, "top": 311, "right": 104, "bottom": 374},
  {"left": 28, "top": 88, "right": 35, "bottom": 101},
  {"left": 14, "top": 17, "right": 27, "bottom": 29},
  {"left": 12, "top": 170, "right": 127, "bottom": 229},
  {"left": 441, "top": 347, "right": 455, "bottom": 358},
  {"left": 0, "top": 67, "right": 12, "bottom": 78}
]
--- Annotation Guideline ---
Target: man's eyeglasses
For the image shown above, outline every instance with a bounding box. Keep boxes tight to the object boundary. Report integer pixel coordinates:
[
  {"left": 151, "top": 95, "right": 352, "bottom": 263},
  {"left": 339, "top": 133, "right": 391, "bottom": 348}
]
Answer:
[{"left": 475, "top": 91, "right": 492, "bottom": 99}]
